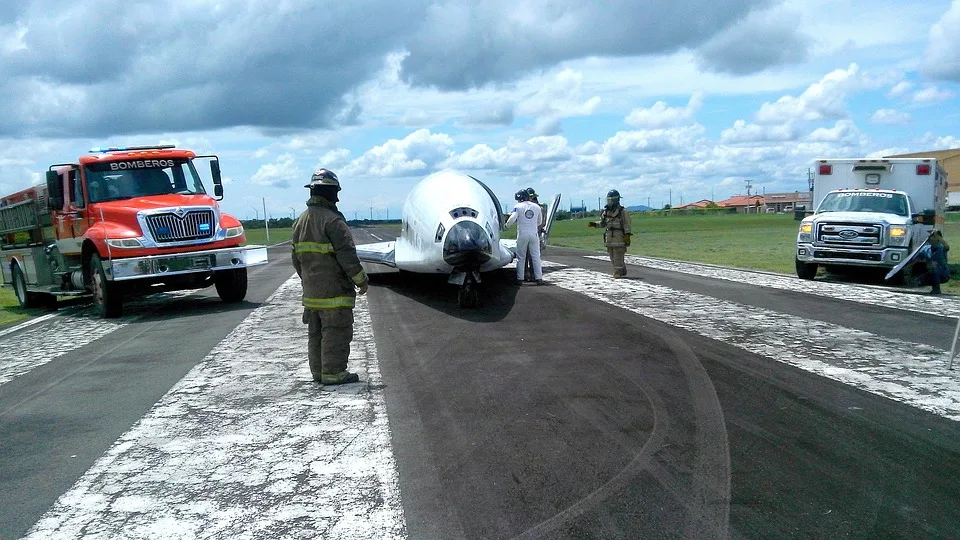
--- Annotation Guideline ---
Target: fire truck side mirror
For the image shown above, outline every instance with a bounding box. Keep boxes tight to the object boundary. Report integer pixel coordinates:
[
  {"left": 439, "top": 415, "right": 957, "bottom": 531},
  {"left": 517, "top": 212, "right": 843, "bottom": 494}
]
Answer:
[
  {"left": 210, "top": 160, "right": 224, "bottom": 200},
  {"left": 912, "top": 208, "right": 936, "bottom": 224},
  {"left": 46, "top": 170, "right": 63, "bottom": 210}
]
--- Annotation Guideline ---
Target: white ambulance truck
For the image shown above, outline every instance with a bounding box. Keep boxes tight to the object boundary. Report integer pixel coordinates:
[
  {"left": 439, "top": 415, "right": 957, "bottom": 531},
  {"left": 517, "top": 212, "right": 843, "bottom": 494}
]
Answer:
[{"left": 795, "top": 157, "right": 947, "bottom": 280}]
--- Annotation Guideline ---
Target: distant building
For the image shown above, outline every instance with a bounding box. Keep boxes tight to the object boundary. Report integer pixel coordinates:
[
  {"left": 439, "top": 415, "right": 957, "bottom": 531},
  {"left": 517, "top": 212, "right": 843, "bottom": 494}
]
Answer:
[
  {"left": 672, "top": 199, "right": 714, "bottom": 210},
  {"left": 716, "top": 194, "right": 764, "bottom": 214},
  {"left": 884, "top": 148, "right": 960, "bottom": 207},
  {"left": 762, "top": 191, "right": 811, "bottom": 213}
]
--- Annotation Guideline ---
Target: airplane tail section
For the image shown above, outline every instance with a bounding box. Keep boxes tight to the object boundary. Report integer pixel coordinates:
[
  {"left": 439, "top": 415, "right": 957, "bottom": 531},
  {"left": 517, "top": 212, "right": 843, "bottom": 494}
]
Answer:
[{"left": 542, "top": 193, "right": 562, "bottom": 245}]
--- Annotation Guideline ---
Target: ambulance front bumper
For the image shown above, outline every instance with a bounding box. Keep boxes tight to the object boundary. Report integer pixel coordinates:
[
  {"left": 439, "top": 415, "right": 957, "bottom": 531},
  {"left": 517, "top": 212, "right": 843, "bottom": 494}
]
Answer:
[
  {"left": 796, "top": 243, "right": 908, "bottom": 268},
  {"left": 104, "top": 245, "right": 269, "bottom": 281}
]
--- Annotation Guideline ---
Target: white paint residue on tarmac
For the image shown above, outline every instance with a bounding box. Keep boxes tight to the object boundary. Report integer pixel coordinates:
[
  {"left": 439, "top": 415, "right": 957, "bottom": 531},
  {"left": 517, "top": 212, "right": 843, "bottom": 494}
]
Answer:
[
  {"left": 23, "top": 277, "right": 406, "bottom": 540},
  {"left": 0, "top": 292, "right": 194, "bottom": 388},
  {"left": 584, "top": 254, "right": 960, "bottom": 318},
  {"left": 503, "top": 259, "right": 566, "bottom": 269},
  {"left": 548, "top": 268, "right": 960, "bottom": 421}
]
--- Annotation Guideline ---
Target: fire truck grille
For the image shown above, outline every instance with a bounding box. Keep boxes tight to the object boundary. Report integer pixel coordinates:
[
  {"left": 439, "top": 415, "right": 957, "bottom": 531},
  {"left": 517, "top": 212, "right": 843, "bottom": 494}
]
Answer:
[{"left": 146, "top": 210, "right": 216, "bottom": 243}]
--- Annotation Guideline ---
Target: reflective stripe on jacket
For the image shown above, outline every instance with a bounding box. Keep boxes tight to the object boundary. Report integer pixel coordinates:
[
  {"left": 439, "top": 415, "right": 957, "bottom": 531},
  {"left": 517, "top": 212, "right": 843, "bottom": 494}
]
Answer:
[
  {"left": 292, "top": 196, "right": 367, "bottom": 309},
  {"left": 600, "top": 205, "right": 632, "bottom": 248}
]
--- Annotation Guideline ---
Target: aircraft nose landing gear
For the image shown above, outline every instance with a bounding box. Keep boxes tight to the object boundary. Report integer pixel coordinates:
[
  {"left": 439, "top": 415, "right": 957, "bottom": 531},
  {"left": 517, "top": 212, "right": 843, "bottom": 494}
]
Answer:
[{"left": 451, "top": 270, "right": 481, "bottom": 308}]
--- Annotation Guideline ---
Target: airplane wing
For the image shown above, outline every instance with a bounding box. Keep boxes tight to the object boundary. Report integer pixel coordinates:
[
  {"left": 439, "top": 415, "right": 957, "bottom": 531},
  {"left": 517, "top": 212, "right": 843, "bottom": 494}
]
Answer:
[{"left": 356, "top": 241, "right": 397, "bottom": 267}]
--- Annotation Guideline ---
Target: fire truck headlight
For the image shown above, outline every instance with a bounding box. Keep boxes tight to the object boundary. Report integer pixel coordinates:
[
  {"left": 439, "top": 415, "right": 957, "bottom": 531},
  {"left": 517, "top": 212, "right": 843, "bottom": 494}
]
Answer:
[
  {"left": 225, "top": 225, "right": 244, "bottom": 238},
  {"left": 106, "top": 238, "right": 145, "bottom": 249},
  {"left": 799, "top": 223, "right": 812, "bottom": 234}
]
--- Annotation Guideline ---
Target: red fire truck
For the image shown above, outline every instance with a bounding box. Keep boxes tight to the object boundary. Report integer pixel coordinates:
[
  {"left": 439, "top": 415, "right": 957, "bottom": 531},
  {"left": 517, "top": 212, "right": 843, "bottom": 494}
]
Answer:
[{"left": 0, "top": 144, "right": 268, "bottom": 318}]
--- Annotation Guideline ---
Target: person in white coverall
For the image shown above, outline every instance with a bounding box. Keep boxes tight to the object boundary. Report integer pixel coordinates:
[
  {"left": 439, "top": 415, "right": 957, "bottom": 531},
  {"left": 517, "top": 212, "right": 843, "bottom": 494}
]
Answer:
[{"left": 506, "top": 189, "right": 544, "bottom": 285}]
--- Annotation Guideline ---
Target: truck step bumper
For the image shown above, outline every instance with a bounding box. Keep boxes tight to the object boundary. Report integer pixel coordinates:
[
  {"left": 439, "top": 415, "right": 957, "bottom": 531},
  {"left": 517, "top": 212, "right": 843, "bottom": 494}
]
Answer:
[
  {"left": 796, "top": 244, "right": 908, "bottom": 267},
  {"left": 105, "top": 245, "right": 269, "bottom": 281}
]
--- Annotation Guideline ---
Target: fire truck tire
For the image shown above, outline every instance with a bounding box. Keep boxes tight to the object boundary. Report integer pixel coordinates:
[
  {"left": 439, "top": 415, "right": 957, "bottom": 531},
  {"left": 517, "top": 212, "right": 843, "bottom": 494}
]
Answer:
[
  {"left": 90, "top": 253, "right": 123, "bottom": 318},
  {"left": 796, "top": 258, "right": 818, "bottom": 280},
  {"left": 214, "top": 268, "right": 247, "bottom": 303},
  {"left": 11, "top": 264, "right": 40, "bottom": 309}
]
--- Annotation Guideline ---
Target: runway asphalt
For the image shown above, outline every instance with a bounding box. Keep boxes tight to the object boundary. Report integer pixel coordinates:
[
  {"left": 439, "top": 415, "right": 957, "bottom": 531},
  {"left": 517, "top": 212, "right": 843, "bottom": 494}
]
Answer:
[{"left": 1, "top": 228, "right": 959, "bottom": 539}]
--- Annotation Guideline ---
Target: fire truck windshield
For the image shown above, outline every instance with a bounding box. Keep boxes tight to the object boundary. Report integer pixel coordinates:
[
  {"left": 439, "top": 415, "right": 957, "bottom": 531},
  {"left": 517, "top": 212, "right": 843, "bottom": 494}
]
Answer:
[
  {"left": 84, "top": 159, "right": 207, "bottom": 203},
  {"left": 817, "top": 191, "right": 909, "bottom": 216}
]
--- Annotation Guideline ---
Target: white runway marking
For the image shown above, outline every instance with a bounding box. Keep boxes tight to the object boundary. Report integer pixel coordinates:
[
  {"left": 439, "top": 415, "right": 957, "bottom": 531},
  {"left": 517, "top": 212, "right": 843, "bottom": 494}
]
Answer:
[
  {"left": 0, "top": 292, "right": 194, "bottom": 388},
  {"left": 585, "top": 254, "right": 960, "bottom": 318},
  {"left": 24, "top": 278, "right": 405, "bottom": 539},
  {"left": 548, "top": 267, "right": 960, "bottom": 421},
  {"left": 370, "top": 233, "right": 383, "bottom": 241}
]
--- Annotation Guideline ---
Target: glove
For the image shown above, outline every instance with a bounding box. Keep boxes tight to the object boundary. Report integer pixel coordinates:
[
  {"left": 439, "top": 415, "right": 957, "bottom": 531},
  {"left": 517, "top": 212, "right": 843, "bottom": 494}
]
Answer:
[
  {"left": 624, "top": 234, "right": 632, "bottom": 247},
  {"left": 357, "top": 281, "right": 369, "bottom": 296}
]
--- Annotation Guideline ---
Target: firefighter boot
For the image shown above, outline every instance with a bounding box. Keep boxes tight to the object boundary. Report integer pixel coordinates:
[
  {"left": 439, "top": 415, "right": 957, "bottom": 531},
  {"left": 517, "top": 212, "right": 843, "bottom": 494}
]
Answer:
[{"left": 320, "top": 371, "right": 361, "bottom": 385}]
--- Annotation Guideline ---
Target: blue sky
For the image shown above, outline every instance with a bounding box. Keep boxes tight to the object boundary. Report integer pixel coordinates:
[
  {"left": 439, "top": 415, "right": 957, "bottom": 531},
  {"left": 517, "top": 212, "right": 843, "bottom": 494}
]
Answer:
[{"left": 1, "top": 0, "right": 959, "bottom": 219}]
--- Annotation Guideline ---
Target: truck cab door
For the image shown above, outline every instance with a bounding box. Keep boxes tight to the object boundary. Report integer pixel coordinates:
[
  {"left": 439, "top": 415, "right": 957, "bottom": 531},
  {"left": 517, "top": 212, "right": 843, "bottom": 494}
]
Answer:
[{"left": 55, "top": 168, "right": 86, "bottom": 255}]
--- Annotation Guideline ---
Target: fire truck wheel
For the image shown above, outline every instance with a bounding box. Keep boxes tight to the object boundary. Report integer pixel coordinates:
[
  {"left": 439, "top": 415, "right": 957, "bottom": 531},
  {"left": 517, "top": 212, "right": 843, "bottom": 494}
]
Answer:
[
  {"left": 90, "top": 253, "right": 123, "bottom": 318},
  {"left": 11, "top": 264, "right": 39, "bottom": 309},
  {"left": 214, "top": 268, "right": 248, "bottom": 303}
]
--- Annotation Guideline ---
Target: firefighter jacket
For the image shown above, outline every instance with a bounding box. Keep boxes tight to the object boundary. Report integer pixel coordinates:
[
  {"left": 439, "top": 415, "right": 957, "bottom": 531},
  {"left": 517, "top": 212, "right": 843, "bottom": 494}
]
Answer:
[
  {"left": 291, "top": 196, "right": 368, "bottom": 309},
  {"left": 599, "top": 205, "right": 632, "bottom": 248}
]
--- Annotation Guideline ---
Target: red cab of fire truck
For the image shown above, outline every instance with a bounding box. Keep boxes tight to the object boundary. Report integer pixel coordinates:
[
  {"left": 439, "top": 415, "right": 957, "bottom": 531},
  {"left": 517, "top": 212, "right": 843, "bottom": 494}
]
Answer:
[{"left": 0, "top": 144, "right": 268, "bottom": 318}]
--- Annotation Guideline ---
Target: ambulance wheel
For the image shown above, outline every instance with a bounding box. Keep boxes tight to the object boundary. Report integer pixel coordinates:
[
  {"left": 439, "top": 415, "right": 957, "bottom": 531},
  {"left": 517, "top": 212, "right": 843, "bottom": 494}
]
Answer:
[
  {"left": 11, "top": 264, "right": 39, "bottom": 309},
  {"left": 90, "top": 253, "right": 123, "bottom": 318},
  {"left": 796, "top": 259, "right": 818, "bottom": 280},
  {"left": 215, "top": 268, "right": 248, "bottom": 303}
]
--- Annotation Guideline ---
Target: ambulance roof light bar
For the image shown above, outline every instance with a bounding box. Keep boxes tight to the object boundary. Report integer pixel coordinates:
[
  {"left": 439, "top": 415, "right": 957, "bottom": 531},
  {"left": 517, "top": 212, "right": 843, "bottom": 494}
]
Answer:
[{"left": 89, "top": 144, "right": 177, "bottom": 153}]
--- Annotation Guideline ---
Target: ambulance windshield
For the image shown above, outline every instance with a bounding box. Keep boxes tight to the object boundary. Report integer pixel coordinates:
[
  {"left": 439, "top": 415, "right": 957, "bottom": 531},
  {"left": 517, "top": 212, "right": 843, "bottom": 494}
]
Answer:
[
  {"left": 84, "top": 159, "right": 207, "bottom": 203},
  {"left": 817, "top": 192, "right": 908, "bottom": 216}
]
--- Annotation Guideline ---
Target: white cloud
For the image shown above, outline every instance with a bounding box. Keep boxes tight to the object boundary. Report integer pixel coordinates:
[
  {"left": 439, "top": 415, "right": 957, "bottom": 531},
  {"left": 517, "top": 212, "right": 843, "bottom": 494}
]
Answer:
[
  {"left": 346, "top": 129, "right": 454, "bottom": 177},
  {"left": 871, "top": 108, "right": 911, "bottom": 125},
  {"left": 912, "top": 86, "right": 956, "bottom": 103},
  {"left": 887, "top": 80, "right": 913, "bottom": 98},
  {"left": 755, "top": 63, "right": 865, "bottom": 124},
  {"left": 517, "top": 68, "right": 601, "bottom": 134},
  {"left": 921, "top": 0, "right": 960, "bottom": 80},
  {"left": 721, "top": 119, "right": 798, "bottom": 143},
  {"left": 805, "top": 119, "right": 863, "bottom": 144},
  {"left": 918, "top": 133, "right": 960, "bottom": 150},
  {"left": 251, "top": 153, "right": 301, "bottom": 189},
  {"left": 625, "top": 92, "right": 704, "bottom": 128}
]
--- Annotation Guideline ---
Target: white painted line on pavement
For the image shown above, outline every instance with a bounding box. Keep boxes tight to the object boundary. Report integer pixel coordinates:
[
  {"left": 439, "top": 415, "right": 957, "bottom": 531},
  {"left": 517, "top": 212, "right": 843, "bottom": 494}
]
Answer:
[
  {"left": 548, "top": 267, "right": 960, "bottom": 421},
  {"left": 0, "top": 292, "right": 197, "bottom": 388},
  {"left": 370, "top": 233, "right": 383, "bottom": 241},
  {"left": 24, "top": 276, "right": 406, "bottom": 540},
  {"left": 585, "top": 254, "right": 960, "bottom": 318}
]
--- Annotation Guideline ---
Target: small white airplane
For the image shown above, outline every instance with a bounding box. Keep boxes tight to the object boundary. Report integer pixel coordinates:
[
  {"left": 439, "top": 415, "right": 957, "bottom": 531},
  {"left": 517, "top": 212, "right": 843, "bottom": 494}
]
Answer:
[{"left": 356, "top": 169, "right": 561, "bottom": 307}]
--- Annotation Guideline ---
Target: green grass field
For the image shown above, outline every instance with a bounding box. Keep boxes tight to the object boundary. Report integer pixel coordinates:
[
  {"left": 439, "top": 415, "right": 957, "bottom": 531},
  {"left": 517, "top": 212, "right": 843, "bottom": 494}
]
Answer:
[
  {"left": 0, "top": 287, "right": 29, "bottom": 327},
  {"left": 546, "top": 212, "right": 960, "bottom": 292}
]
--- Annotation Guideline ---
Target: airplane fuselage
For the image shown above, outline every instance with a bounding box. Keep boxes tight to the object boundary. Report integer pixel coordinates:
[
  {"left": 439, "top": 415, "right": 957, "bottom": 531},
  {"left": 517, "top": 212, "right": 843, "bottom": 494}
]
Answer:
[{"left": 394, "top": 170, "right": 514, "bottom": 274}]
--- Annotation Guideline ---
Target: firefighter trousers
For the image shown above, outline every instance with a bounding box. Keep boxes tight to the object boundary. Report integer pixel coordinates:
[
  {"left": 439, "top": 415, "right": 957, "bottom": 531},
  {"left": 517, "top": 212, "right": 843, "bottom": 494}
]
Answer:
[
  {"left": 607, "top": 247, "right": 627, "bottom": 277},
  {"left": 303, "top": 307, "right": 354, "bottom": 378}
]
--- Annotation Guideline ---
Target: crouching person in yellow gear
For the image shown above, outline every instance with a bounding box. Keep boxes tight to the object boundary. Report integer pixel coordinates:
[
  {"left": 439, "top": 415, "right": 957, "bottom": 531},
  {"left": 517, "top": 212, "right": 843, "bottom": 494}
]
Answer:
[
  {"left": 292, "top": 169, "right": 369, "bottom": 385},
  {"left": 588, "top": 189, "right": 632, "bottom": 278}
]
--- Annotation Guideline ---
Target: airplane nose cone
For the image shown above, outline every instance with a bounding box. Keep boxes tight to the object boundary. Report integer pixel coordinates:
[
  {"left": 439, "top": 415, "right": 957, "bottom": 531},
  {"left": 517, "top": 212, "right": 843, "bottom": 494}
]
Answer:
[{"left": 442, "top": 221, "right": 492, "bottom": 268}]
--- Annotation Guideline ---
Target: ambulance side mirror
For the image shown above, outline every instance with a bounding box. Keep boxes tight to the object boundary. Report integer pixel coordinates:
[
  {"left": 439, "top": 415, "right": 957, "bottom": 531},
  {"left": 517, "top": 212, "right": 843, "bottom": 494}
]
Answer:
[
  {"left": 912, "top": 209, "right": 935, "bottom": 224},
  {"left": 46, "top": 170, "right": 63, "bottom": 210}
]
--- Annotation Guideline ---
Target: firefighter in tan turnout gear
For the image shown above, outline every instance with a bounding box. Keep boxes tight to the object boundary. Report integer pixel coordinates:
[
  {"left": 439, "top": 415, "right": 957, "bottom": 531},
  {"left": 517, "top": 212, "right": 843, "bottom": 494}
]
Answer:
[
  {"left": 588, "top": 189, "right": 632, "bottom": 278},
  {"left": 292, "top": 169, "right": 369, "bottom": 385}
]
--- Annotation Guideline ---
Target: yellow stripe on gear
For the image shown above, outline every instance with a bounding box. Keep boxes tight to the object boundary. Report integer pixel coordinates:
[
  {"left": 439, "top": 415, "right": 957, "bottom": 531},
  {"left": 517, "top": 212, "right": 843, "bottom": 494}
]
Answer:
[
  {"left": 303, "top": 296, "right": 356, "bottom": 309},
  {"left": 351, "top": 271, "right": 367, "bottom": 286},
  {"left": 293, "top": 241, "right": 334, "bottom": 254}
]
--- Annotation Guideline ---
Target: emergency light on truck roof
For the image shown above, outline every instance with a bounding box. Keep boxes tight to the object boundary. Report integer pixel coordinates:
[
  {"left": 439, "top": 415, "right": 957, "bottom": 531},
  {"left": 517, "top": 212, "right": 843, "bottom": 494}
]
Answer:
[{"left": 89, "top": 144, "right": 176, "bottom": 153}]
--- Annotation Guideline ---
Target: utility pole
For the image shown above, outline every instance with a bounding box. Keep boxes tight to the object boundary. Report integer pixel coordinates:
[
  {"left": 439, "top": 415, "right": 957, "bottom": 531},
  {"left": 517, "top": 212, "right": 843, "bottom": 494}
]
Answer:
[
  {"left": 263, "top": 197, "right": 270, "bottom": 243},
  {"left": 370, "top": 206, "right": 373, "bottom": 220},
  {"left": 647, "top": 196, "right": 651, "bottom": 208},
  {"left": 250, "top": 206, "right": 259, "bottom": 221},
  {"left": 289, "top": 206, "right": 296, "bottom": 220},
  {"left": 669, "top": 189, "right": 672, "bottom": 207}
]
